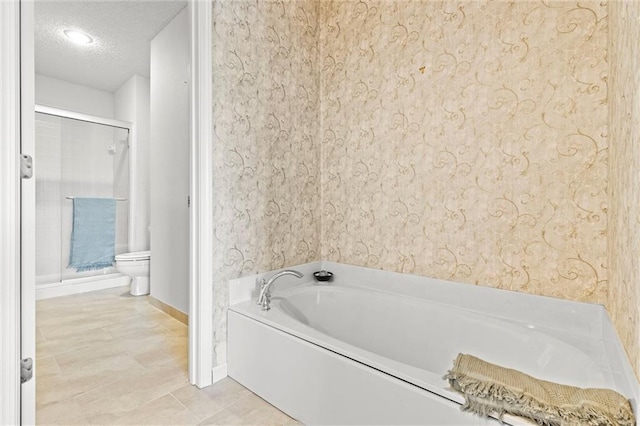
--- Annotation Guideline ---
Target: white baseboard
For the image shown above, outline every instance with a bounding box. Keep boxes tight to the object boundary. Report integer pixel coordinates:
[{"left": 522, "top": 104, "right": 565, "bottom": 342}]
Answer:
[
  {"left": 36, "top": 274, "right": 130, "bottom": 300},
  {"left": 212, "top": 363, "right": 228, "bottom": 384}
]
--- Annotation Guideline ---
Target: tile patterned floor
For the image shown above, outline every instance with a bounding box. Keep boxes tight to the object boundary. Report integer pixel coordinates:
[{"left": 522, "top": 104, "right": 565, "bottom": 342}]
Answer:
[{"left": 36, "top": 286, "right": 296, "bottom": 425}]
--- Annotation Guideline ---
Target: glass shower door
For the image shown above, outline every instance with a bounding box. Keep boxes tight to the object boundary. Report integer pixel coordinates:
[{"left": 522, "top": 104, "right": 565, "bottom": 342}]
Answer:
[{"left": 35, "top": 111, "right": 130, "bottom": 285}]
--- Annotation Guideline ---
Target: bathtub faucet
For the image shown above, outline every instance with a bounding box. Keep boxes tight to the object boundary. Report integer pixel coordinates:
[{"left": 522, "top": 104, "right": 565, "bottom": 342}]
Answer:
[{"left": 256, "top": 269, "right": 304, "bottom": 311}]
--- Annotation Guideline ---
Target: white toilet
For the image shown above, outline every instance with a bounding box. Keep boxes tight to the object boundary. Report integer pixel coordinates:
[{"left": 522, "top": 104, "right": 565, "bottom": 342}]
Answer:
[{"left": 115, "top": 250, "right": 151, "bottom": 296}]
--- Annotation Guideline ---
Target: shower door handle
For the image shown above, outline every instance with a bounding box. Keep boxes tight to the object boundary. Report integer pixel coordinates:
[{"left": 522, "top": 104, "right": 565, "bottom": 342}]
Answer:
[{"left": 20, "top": 154, "right": 33, "bottom": 179}]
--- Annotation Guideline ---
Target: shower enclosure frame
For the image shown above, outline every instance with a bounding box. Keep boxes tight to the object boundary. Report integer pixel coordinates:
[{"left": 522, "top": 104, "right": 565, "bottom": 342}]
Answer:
[{"left": 34, "top": 104, "right": 135, "bottom": 297}]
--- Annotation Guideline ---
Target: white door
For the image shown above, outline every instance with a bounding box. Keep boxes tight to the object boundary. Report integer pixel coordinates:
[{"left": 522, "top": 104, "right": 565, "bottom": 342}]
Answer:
[{"left": 20, "top": 0, "right": 37, "bottom": 423}]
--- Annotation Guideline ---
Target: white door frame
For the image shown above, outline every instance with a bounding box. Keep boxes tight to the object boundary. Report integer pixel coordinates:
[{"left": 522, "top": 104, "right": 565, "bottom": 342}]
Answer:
[
  {"left": 0, "top": 0, "right": 22, "bottom": 424},
  {"left": 20, "top": 0, "right": 35, "bottom": 423},
  {"left": 0, "top": 0, "right": 214, "bottom": 422},
  {"left": 188, "top": 0, "right": 214, "bottom": 388}
]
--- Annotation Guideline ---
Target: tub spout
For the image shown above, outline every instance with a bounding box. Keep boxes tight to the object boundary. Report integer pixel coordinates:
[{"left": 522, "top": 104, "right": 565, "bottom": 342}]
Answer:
[{"left": 256, "top": 269, "right": 304, "bottom": 311}]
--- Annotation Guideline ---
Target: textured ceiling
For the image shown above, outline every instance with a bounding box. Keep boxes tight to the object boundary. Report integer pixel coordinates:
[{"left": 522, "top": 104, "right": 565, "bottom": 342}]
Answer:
[{"left": 35, "top": 0, "right": 187, "bottom": 93}]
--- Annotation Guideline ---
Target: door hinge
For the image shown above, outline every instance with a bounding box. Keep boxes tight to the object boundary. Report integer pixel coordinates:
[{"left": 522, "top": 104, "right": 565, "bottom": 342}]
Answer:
[
  {"left": 21, "top": 357, "right": 33, "bottom": 383},
  {"left": 20, "top": 154, "right": 33, "bottom": 179},
  {"left": 187, "top": 196, "right": 190, "bottom": 208}
]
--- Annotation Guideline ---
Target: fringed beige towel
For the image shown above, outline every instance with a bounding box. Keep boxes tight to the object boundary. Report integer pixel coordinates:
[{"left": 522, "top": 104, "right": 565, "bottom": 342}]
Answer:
[{"left": 444, "top": 353, "right": 635, "bottom": 426}]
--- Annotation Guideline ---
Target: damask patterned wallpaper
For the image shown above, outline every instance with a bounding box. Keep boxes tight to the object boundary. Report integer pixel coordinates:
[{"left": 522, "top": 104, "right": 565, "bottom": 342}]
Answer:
[
  {"left": 320, "top": 1, "right": 609, "bottom": 303},
  {"left": 608, "top": 0, "right": 640, "bottom": 379},
  {"left": 210, "top": 0, "right": 640, "bottom": 376},
  {"left": 211, "top": 0, "right": 320, "bottom": 364}
]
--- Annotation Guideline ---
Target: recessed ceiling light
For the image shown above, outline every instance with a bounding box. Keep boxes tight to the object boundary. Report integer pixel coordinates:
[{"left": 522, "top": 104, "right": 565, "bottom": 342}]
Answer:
[{"left": 63, "top": 29, "right": 93, "bottom": 45}]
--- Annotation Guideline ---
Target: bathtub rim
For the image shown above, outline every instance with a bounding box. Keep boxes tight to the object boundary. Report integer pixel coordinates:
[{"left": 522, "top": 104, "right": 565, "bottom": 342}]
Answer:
[
  {"left": 228, "top": 261, "right": 640, "bottom": 418},
  {"left": 228, "top": 309, "right": 508, "bottom": 425},
  {"left": 321, "top": 261, "right": 640, "bottom": 414},
  {"left": 229, "top": 298, "right": 462, "bottom": 405},
  {"left": 230, "top": 291, "right": 532, "bottom": 425},
  {"left": 230, "top": 285, "right": 632, "bottom": 425}
]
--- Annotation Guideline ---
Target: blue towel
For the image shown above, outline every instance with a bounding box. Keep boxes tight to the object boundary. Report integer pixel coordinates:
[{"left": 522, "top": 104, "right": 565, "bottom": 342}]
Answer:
[{"left": 68, "top": 197, "right": 116, "bottom": 272}]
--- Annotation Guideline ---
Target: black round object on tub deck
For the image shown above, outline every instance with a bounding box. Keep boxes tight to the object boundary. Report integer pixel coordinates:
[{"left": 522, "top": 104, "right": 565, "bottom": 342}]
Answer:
[{"left": 313, "top": 270, "right": 333, "bottom": 282}]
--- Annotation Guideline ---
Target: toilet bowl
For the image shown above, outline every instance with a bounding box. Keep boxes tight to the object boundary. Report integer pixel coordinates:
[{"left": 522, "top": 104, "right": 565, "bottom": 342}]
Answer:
[{"left": 115, "top": 251, "right": 151, "bottom": 296}]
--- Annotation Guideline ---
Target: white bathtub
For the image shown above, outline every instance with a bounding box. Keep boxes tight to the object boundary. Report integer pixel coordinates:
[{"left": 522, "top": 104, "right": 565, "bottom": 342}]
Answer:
[{"left": 228, "top": 262, "right": 639, "bottom": 425}]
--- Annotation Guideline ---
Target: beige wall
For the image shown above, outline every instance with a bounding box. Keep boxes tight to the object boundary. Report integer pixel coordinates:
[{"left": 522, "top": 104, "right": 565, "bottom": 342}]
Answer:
[
  {"left": 35, "top": 74, "right": 114, "bottom": 118},
  {"left": 211, "top": 0, "right": 321, "bottom": 364},
  {"left": 320, "top": 1, "right": 609, "bottom": 303},
  {"left": 608, "top": 0, "right": 640, "bottom": 379},
  {"left": 150, "top": 8, "right": 190, "bottom": 314}
]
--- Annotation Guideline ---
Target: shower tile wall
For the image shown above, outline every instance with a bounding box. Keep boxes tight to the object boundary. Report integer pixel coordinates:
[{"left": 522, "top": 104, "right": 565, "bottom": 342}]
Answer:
[
  {"left": 35, "top": 114, "right": 63, "bottom": 283},
  {"left": 35, "top": 113, "right": 129, "bottom": 284}
]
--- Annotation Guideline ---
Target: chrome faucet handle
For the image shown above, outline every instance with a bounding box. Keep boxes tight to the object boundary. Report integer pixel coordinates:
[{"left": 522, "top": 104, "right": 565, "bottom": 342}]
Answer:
[
  {"left": 260, "top": 292, "right": 271, "bottom": 311},
  {"left": 256, "top": 270, "right": 303, "bottom": 311},
  {"left": 256, "top": 278, "right": 267, "bottom": 305}
]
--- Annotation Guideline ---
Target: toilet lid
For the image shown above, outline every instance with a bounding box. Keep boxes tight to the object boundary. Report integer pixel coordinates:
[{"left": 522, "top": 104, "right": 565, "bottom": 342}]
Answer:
[{"left": 115, "top": 250, "right": 150, "bottom": 261}]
